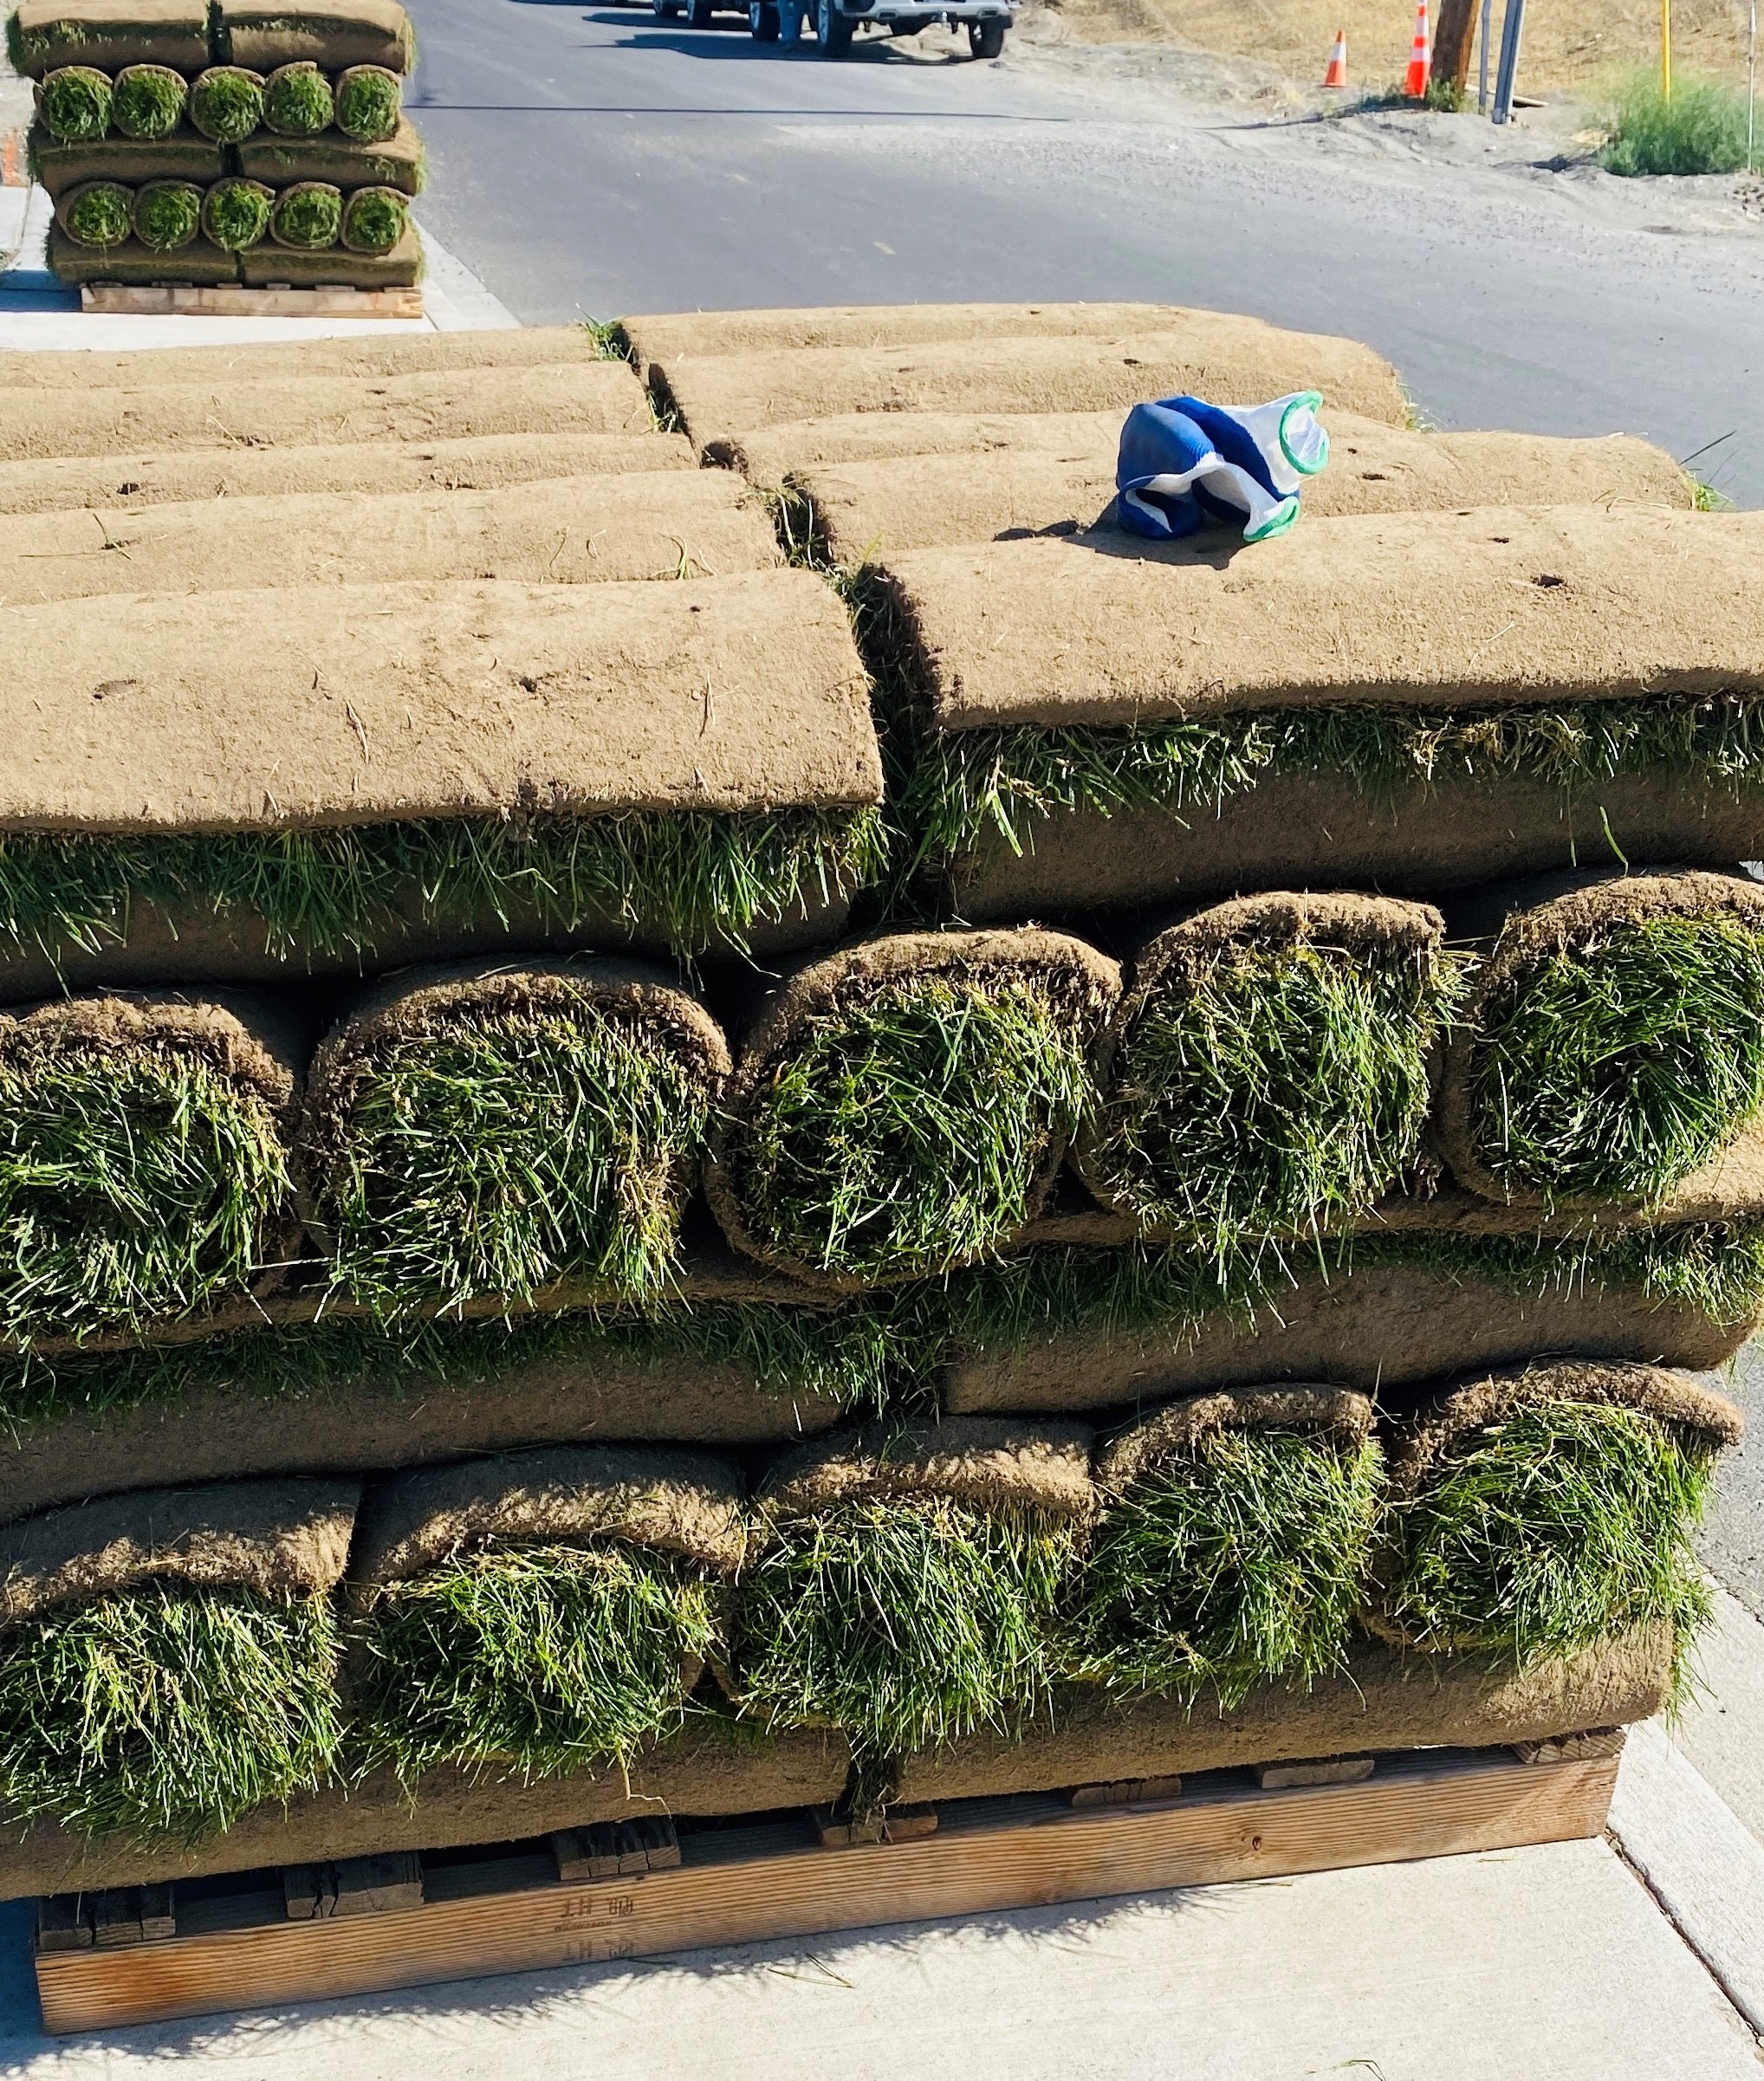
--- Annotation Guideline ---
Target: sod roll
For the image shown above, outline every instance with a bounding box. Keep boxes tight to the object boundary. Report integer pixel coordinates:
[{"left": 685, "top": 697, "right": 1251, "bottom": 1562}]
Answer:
[
  {"left": 1071, "top": 1386, "right": 1381, "bottom": 1704},
  {"left": 0, "top": 321, "right": 599, "bottom": 387},
  {"left": 0, "top": 470, "right": 782, "bottom": 604},
  {"left": 0, "top": 428, "right": 695, "bottom": 514},
  {"left": 0, "top": 1719, "right": 846, "bottom": 1899},
  {"left": 0, "top": 992, "right": 302, "bottom": 1348},
  {"left": 791, "top": 418, "right": 1694, "bottom": 563},
  {"left": 0, "top": 567, "right": 880, "bottom": 978},
  {"left": 1074, "top": 893, "right": 1459, "bottom": 1250},
  {"left": 46, "top": 224, "right": 239, "bottom": 283},
  {"left": 263, "top": 59, "right": 334, "bottom": 134},
  {"left": 897, "top": 1625, "right": 1670, "bottom": 1803},
  {"left": 188, "top": 64, "right": 266, "bottom": 142},
  {"left": 334, "top": 61, "right": 399, "bottom": 139},
  {"left": 1372, "top": 1362, "right": 1741, "bottom": 1668},
  {"left": 298, "top": 960, "right": 731, "bottom": 1316},
  {"left": 199, "top": 173, "right": 273, "bottom": 250},
  {"left": 1437, "top": 870, "right": 1764, "bottom": 1214},
  {"left": 267, "top": 176, "right": 340, "bottom": 247},
  {"left": 29, "top": 122, "right": 224, "bottom": 197},
  {"left": 35, "top": 62, "right": 110, "bottom": 139},
  {"left": 0, "top": 360, "right": 646, "bottom": 459},
  {"left": 938, "top": 1231, "right": 1764, "bottom": 1415},
  {"left": 0, "top": 1476, "right": 356, "bottom": 1844},
  {"left": 933, "top": 719, "right": 1764, "bottom": 924},
  {"left": 346, "top": 1446, "right": 743, "bottom": 1786},
  {"left": 130, "top": 174, "right": 203, "bottom": 250},
  {"left": 0, "top": 1300, "right": 859, "bottom": 1526},
  {"left": 705, "top": 928, "right": 1120, "bottom": 1290},
  {"left": 52, "top": 176, "right": 131, "bottom": 246},
  {"left": 653, "top": 323, "right": 1410, "bottom": 451},
  {"left": 218, "top": 0, "right": 416, "bottom": 72},
  {"left": 883, "top": 509, "right": 1764, "bottom": 735},
  {"left": 619, "top": 301, "right": 1207, "bottom": 368},
  {"left": 110, "top": 60, "right": 186, "bottom": 138},
  {"left": 8, "top": 0, "right": 210, "bottom": 76},
  {"left": 338, "top": 182, "right": 405, "bottom": 255},
  {"left": 734, "top": 1418, "right": 1094, "bottom": 1786},
  {"left": 237, "top": 110, "right": 423, "bottom": 191}
]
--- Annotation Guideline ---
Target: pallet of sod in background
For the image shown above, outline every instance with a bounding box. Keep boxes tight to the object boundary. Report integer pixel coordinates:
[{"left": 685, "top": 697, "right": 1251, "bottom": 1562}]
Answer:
[{"left": 31, "top": 1743, "right": 1618, "bottom": 2033}]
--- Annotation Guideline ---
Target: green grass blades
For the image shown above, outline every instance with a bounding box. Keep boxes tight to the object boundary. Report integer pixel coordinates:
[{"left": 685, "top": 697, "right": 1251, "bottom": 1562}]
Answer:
[
  {"left": 200, "top": 176, "right": 273, "bottom": 250},
  {"left": 731, "top": 976, "right": 1095, "bottom": 1281},
  {"left": 131, "top": 178, "right": 202, "bottom": 252},
  {"left": 334, "top": 63, "right": 400, "bottom": 141},
  {"left": 270, "top": 180, "right": 341, "bottom": 248},
  {"left": 735, "top": 1496, "right": 1075, "bottom": 1755},
  {"left": 339, "top": 184, "right": 405, "bottom": 256},
  {"left": 0, "top": 804, "right": 886, "bottom": 970},
  {"left": 1091, "top": 937, "right": 1465, "bottom": 1252},
  {"left": 0, "top": 1586, "right": 342, "bottom": 1844},
  {"left": 1601, "top": 72, "right": 1752, "bottom": 176},
  {"left": 1073, "top": 1426, "right": 1384, "bottom": 1703},
  {"left": 0, "top": 1051, "right": 289, "bottom": 1342},
  {"left": 1467, "top": 914, "right": 1764, "bottom": 1202},
  {"left": 263, "top": 62, "right": 334, "bottom": 135},
  {"left": 110, "top": 63, "right": 186, "bottom": 140},
  {"left": 353, "top": 1544, "right": 719, "bottom": 1787},
  {"left": 39, "top": 65, "right": 113, "bottom": 140},
  {"left": 189, "top": 66, "right": 265, "bottom": 143},
  {"left": 1381, "top": 1400, "right": 1716, "bottom": 1667},
  {"left": 897, "top": 691, "right": 1764, "bottom": 886},
  {"left": 318, "top": 1010, "right": 713, "bottom": 1315},
  {"left": 60, "top": 180, "right": 132, "bottom": 248}
]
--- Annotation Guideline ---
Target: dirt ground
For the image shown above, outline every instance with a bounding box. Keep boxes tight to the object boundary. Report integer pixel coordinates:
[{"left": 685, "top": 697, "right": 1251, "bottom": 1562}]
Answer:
[{"left": 1034, "top": 0, "right": 1756, "bottom": 100}]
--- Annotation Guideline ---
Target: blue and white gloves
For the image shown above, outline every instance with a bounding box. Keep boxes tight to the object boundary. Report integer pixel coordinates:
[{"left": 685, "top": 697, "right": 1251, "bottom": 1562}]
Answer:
[{"left": 1115, "top": 391, "right": 1330, "bottom": 545}]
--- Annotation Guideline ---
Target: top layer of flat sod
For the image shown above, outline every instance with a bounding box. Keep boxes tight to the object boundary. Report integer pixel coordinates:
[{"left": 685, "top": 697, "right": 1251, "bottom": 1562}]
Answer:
[{"left": 618, "top": 301, "right": 1205, "bottom": 369}]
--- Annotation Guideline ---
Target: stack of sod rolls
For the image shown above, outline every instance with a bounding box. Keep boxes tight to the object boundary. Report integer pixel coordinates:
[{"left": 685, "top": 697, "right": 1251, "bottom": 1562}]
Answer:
[
  {"left": 0, "top": 306, "right": 1758, "bottom": 1903},
  {"left": 11, "top": 0, "right": 425, "bottom": 289}
]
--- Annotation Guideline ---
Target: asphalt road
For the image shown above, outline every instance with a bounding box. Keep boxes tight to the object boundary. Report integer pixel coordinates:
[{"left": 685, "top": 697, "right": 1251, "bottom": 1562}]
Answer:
[{"left": 405, "top": 0, "right": 1764, "bottom": 501}]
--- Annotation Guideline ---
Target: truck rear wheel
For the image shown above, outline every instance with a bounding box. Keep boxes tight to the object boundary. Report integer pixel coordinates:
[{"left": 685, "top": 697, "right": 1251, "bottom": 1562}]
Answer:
[
  {"left": 968, "top": 14, "right": 1005, "bottom": 54},
  {"left": 687, "top": 0, "right": 716, "bottom": 22},
  {"left": 817, "top": 0, "right": 854, "bottom": 53},
  {"left": 750, "top": 0, "right": 780, "bottom": 33},
  {"left": 652, "top": 0, "right": 682, "bottom": 16}
]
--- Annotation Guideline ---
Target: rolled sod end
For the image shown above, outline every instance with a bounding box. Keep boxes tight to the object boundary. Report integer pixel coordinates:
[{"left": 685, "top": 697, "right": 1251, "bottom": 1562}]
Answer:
[
  {"left": 1075, "top": 893, "right": 1466, "bottom": 1250},
  {"left": 731, "top": 1421, "right": 1095, "bottom": 1776},
  {"left": 130, "top": 176, "right": 203, "bottom": 251},
  {"left": 263, "top": 60, "right": 334, "bottom": 136},
  {"left": 199, "top": 175, "right": 274, "bottom": 250},
  {"left": 299, "top": 963, "right": 730, "bottom": 1317},
  {"left": 269, "top": 178, "right": 342, "bottom": 248},
  {"left": 0, "top": 1480, "right": 355, "bottom": 1846},
  {"left": 339, "top": 182, "right": 405, "bottom": 255},
  {"left": 36, "top": 63, "right": 110, "bottom": 139},
  {"left": 55, "top": 176, "right": 131, "bottom": 247},
  {"left": 707, "top": 930, "right": 1120, "bottom": 1289},
  {"left": 109, "top": 62, "right": 186, "bottom": 139},
  {"left": 1441, "top": 870, "right": 1764, "bottom": 1209},
  {"left": 0, "top": 997, "right": 296, "bottom": 1344},
  {"left": 1068, "top": 1388, "right": 1383, "bottom": 1706},
  {"left": 334, "top": 62, "right": 401, "bottom": 141},
  {"left": 346, "top": 1449, "right": 745, "bottom": 1787},
  {"left": 189, "top": 65, "right": 266, "bottom": 142},
  {"left": 1373, "top": 1364, "right": 1743, "bottom": 1676}
]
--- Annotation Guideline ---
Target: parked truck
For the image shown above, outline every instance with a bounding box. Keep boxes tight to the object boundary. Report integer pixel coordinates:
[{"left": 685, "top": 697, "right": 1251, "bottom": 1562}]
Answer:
[{"left": 748, "top": 0, "right": 1014, "bottom": 57}]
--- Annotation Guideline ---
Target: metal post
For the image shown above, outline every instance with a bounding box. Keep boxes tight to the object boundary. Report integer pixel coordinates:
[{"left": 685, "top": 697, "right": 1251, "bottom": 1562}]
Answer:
[
  {"left": 1748, "top": 0, "right": 1756, "bottom": 169},
  {"left": 1491, "top": 0, "right": 1526, "bottom": 123},
  {"left": 1661, "top": 0, "right": 1672, "bottom": 99},
  {"left": 1478, "top": 0, "right": 1492, "bottom": 112}
]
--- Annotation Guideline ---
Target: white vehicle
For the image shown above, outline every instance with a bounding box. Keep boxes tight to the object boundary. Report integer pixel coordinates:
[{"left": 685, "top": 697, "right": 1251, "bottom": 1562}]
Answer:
[{"left": 748, "top": 0, "right": 1013, "bottom": 58}]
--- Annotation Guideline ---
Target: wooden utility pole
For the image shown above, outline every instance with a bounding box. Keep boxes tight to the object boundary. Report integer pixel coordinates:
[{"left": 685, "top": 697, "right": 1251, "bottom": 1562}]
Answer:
[{"left": 1430, "top": 0, "right": 1480, "bottom": 90}]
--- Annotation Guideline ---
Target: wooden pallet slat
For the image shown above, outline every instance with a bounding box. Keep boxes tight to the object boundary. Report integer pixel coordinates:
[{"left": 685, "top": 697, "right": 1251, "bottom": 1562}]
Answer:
[
  {"left": 78, "top": 285, "right": 425, "bottom": 319},
  {"left": 31, "top": 1747, "right": 1620, "bottom": 2036}
]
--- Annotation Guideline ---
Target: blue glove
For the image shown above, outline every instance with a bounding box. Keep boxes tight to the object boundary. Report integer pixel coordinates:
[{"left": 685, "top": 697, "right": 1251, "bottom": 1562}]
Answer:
[{"left": 1115, "top": 390, "right": 1329, "bottom": 544}]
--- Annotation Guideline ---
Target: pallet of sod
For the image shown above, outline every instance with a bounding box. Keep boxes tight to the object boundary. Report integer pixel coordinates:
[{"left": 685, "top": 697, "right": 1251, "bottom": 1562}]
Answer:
[
  {"left": 0, "top": 470, "right": 781, "bottom": 604},
  {"left": 705, "top": 927, "right": 1119, "bottom": 1289},
  {"left": 731, "top": 1417, "right": 1096, "bottom": 1812},
  {"left": 1436, "top": 869, "right": 1764, "bottom": 1213},
  {"left": 0, "top": 992, "right": 301, "bottom": 1349},
  {"left": 645, "top": 315, "right": 1409, "bottom": 457},
  {"left": 874, "top": 508, "right": 1764, "bottom": 921},
  {"left": 0, "top": 568, "right": 882, "bottom": 994},
  {"left": 346, "top": 1446, "right": 744, "bottom": 1788},
  {"left": 0, "top": 1478, "right": 355, "bottom": 1845},
  {"left": 933, "top": 1227, "right": 1764, "bottom": 1415},
  {"left": 778, "top": 416, "right": 1691, "bottom": 564}
]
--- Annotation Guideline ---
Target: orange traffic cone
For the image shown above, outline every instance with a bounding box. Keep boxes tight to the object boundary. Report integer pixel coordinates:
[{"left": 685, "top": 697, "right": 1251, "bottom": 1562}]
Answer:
[
  {"left": 1403, "top": 0, "right": 1430, "bottom": 96},
  {"left": 1322, "top": 27, "right": 1347, "bottom": 88}
]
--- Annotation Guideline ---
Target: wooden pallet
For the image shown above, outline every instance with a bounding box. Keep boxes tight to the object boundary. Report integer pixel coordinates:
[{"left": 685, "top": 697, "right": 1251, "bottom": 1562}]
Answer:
[
  {"left": 32, "top": 1742, "right": 1620, "bottom": 2035},
  {"left": 79, "top": 284, "right": 425, "bottom": 319}
]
